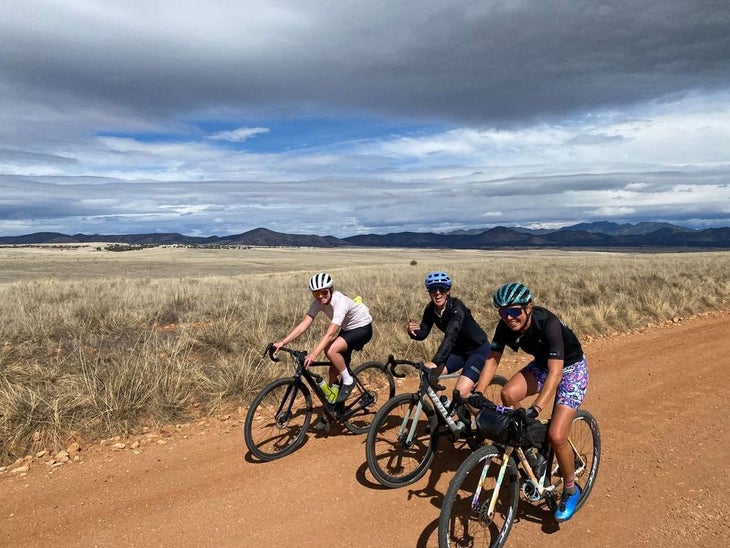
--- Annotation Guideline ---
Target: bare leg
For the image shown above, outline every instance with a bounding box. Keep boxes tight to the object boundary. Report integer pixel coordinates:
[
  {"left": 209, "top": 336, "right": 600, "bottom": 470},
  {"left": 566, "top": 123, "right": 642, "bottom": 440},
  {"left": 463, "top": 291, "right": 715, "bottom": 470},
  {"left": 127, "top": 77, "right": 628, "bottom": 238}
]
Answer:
[
  {"left": 501, "top": 370, "right": 538, "bottom": 407},
  {"left": 454, "top": 375, "right": 476, "bottom": 398},
  {"left": 324, "top": 337, "right": 349, "bottom": 384},
  {"left": 548, "top": 404, "right": 578, "bottom": 486}
]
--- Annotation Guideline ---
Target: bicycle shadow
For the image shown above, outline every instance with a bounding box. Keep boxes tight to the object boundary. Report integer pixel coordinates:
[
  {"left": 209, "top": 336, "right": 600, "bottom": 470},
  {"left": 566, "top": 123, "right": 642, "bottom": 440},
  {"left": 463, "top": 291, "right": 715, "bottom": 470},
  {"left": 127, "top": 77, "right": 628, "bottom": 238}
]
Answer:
[
  {"left": 355, "top": 439, "right": 475, "bottom": 546},
  {"left": 512, "top": 497, "right": 561, "bottom": 534},
  {"left": 242, "top": 433, "right": 313, "bottom": 464},
  {"left": 245, "top": 415, "right": 366, "bottom": 463},
  {"left": 413, "top": 500, "right": 560, "bottom": 547},
  {"left": 407, "top": 442, "right": 473, "bottom": 504},
  {"left": 414, "top": 517, "right": 440, "bottom": 548},
  {"left": 356, "top": 439, "right": 562, "bottom": 545},
  {"left": 407, "top": 444, "right": 469, "bottom": 548},
  {"left": 355, "top": 435, "right": 474, "bottom": 494}
]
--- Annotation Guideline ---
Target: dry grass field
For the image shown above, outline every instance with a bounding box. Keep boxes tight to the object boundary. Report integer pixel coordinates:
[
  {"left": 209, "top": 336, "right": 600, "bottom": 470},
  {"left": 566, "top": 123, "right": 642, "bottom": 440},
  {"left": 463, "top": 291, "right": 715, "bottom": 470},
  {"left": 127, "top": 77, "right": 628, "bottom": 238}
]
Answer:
[{"left": 1, "top": 244, "right": 729, "bottom": 464}]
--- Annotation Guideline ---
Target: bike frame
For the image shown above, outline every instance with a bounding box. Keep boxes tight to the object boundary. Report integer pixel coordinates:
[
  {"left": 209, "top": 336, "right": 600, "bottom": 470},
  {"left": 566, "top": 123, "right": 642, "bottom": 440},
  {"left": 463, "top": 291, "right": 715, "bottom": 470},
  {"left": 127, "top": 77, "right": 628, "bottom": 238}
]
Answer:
[
  {"left": 270, "top": 346, "right": 374, "bottom": 424},
  {"left": 473, "top": 421, "right": 590, "bottom": 518},
  {"left": 387, "top": 356, "right": 468, "bottom": 445},
  {"left": 397, "top": 370, "right": 466, "bottom": 443}
]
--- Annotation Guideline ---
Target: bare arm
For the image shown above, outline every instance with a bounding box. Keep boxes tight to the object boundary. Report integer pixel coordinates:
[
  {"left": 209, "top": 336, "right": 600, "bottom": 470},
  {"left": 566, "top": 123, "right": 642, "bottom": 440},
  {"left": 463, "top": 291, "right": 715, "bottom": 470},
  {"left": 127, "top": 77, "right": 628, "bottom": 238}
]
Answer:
[
  {"left": 273, "top": 313, "right": 314, "bottom": 350},
  {"left": 533, "top": 358, "right": 563, "bottom": 412},
  {"left": 474, "top": 350, "right": 502, "bottom": 394},
  {"left": 304, "top": 321, "right": 341, "bottom": 366}
]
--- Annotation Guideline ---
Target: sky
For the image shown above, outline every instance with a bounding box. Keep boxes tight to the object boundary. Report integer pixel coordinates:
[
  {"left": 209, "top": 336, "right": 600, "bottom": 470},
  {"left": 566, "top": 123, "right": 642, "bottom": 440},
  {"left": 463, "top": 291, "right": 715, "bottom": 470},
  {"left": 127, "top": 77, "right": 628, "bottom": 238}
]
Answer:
[{"left": 1, "top": 0, "right": 730, "bottom": 238}]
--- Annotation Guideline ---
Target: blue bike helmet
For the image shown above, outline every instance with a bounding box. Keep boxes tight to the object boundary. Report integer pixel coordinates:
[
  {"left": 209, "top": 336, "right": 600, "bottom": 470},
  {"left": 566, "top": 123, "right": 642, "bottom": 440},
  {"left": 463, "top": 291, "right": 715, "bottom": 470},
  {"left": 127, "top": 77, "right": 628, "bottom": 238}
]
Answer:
[
  {"left": 424, "top": 271, "right": 452, "bottom": 291},
  {"left": 493, "top": 282, "right": 532, "bottom": 308}
]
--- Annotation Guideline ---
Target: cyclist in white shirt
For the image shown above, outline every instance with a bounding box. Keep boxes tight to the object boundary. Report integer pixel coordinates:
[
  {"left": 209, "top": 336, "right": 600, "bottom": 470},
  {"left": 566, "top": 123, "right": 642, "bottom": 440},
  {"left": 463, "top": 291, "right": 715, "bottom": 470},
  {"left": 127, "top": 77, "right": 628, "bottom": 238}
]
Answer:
[{"left": 274, "top": 272, "right": 373, "bottom": 411}]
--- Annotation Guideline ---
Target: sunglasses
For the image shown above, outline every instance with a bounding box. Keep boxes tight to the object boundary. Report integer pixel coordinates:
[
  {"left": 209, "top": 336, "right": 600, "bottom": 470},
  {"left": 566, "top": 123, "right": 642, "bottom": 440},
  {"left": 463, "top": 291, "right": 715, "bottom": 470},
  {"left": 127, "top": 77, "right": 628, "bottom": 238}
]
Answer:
[
  {"left": 428, "top": 285, "right": 450, "bottom": 294},
  {"left": 312, "top": 288, "right": 330, "bottom": 298},
  {"left": 498, "top": 306, "right": 525, "bottom": 319}
]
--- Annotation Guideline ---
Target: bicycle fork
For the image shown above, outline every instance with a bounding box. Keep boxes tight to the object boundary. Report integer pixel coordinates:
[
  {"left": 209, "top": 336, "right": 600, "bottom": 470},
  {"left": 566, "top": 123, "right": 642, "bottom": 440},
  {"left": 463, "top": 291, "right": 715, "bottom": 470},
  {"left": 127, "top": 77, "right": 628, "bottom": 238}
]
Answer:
[
  {"left": 474, "top": 446, "right": 514, "bottom": 518},
  {"left": 275, "top": 381, "right": 300, "bottom": 426},
  {"left": 396, "top": 399, "right": 424, "bottom": 448}
]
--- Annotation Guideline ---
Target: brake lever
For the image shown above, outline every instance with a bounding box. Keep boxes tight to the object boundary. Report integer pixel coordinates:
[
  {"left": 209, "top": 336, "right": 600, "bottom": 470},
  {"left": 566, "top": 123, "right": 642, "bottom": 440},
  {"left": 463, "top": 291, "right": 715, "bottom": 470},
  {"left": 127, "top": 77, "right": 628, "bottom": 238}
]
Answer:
[{"left": 425, "top": 366, "right": 446, "bottom": 392}]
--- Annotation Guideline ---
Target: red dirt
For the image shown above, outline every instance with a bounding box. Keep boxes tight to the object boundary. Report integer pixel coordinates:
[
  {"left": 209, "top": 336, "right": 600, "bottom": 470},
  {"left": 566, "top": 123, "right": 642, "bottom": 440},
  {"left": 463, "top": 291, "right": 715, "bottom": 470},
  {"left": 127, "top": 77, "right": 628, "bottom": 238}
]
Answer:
[{"left": 2, "top": 311, "right": 729, "bottom": 547}]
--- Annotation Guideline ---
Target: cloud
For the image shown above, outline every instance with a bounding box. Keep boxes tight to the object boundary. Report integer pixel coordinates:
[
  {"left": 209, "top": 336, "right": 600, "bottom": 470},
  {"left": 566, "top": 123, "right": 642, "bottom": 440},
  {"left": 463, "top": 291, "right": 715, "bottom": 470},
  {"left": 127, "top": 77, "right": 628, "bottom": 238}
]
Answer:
[
  {"left": 207, "top": 127, "right": 270, "bottom": 142},
  {"left": 0, "top": 1, "right": 729, "bottom": 236}
]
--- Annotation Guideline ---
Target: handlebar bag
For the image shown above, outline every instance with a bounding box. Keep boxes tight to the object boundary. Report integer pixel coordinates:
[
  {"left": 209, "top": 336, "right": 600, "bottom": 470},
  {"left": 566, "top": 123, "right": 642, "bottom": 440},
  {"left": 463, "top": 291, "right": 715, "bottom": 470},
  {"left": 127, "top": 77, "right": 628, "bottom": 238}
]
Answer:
[{"left": 476, "top": 404, "right": 518, "bottom": 445}]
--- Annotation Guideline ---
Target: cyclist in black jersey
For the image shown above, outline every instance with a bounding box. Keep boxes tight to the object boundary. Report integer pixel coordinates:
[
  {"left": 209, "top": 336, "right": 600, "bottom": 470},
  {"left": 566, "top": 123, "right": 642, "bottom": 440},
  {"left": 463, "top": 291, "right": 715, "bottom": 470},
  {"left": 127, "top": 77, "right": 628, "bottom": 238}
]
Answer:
[
  {"left": 474, "top": 282, "right": 589, "bottom": 523},
  {"left": 407, "top": 271, "right": 490, "bottom": 398}
]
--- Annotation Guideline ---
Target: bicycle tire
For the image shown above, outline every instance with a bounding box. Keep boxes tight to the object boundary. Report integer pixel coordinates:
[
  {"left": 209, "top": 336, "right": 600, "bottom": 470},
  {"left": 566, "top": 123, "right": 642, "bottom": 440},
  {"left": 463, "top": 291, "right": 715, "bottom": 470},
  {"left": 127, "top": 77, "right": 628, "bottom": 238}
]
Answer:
[
  {"left": 243, "top": 378, "right": 313, "bottom": 461},
  {"left": 438, "top": 445, "right": 520, "bottom": 548},
  {"left": 343, "top": 361, "right": 396, "bottom": 434},
  {"left": 365, "top": 392, "right": 438, "bottom": 488},
  {"left": 549, "top": 409, "right": 601, "bottom": 513}
]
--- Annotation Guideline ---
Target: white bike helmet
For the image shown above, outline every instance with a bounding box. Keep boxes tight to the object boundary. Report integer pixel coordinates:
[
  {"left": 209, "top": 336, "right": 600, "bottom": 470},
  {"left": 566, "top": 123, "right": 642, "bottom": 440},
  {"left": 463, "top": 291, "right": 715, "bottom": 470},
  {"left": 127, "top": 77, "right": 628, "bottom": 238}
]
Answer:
[{"left": 308, "top": 272, "right": 333, "bottom": 292}]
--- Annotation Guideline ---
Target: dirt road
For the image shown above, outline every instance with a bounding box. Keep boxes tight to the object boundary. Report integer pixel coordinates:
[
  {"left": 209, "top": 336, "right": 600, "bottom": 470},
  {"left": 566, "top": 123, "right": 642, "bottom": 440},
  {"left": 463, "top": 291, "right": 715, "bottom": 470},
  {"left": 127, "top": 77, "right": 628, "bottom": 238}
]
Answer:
[{"left": 2, "top": 311, "right": 729, "bottom": 547}]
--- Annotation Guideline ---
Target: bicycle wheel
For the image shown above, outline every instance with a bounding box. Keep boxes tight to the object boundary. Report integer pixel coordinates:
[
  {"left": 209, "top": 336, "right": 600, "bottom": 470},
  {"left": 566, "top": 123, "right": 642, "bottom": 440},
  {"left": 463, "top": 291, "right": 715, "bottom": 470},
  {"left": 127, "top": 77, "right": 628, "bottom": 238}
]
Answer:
[
  {"left": 343, "top": 361, "right": 396, "bottom": 434},
  {"left": 365, "top": 392, "right": 438, "bottom": 488},
  {"left": 243, "top": 378, "right": 313, "bottom": 461},
  {"left": 549, "top": 409, "right": 601, "bottom": 513},
  {"left": 438, "top": 445, "right": 520, "bottom": 548}
]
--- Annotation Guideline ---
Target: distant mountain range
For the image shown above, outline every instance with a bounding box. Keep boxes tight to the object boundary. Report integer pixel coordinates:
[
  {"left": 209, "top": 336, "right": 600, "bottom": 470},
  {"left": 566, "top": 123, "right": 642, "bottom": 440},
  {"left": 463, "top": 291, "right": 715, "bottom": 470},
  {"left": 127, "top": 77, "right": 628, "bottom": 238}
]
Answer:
[{"left": 1, "top": 222, "right": 729, "bottom": 249}]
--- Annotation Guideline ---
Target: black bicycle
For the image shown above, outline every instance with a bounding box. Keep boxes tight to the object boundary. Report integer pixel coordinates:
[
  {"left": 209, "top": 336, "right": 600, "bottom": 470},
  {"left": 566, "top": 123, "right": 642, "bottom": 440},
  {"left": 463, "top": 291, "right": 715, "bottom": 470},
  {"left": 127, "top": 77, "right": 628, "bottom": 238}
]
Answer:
[
  {"left": 438, "top": 393, "right": 601, "bottom": 547},
  {"left": 365, "top": 355, "right": 507, "bottom": 488},
  {"left": 243, "top": 344, "right": 396, "bottom": 461}
]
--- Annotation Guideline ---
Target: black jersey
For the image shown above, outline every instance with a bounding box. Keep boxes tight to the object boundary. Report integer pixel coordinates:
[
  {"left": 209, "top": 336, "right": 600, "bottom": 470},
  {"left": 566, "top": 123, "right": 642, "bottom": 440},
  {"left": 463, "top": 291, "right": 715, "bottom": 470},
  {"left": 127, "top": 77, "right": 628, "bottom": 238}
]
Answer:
[
  {"left": 490, "top": 306, "right": 584, "bottom": 368},
  {"left": 409, "top": 297, "right": 489, "bottom": 366}
]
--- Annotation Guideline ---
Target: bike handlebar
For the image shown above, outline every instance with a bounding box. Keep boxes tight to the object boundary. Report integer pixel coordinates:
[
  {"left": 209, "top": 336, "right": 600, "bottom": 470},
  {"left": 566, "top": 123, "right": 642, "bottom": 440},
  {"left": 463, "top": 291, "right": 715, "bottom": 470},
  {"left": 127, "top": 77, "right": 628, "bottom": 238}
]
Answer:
[
  {"left": 264, "top": 343, "right": 307, "bottom": 363},
  {"left": 385, "top": 354, "right": 420, "bottom": 378},
  {"left": 385, "top": 354, "right": 446, "bottom": 392}
]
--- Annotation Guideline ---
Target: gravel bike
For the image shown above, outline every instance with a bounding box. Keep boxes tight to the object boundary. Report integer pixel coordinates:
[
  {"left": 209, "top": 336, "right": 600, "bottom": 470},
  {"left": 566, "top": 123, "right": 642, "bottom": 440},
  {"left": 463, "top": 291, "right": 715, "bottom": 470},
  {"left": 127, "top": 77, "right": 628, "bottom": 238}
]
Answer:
[
  {"left": 243, "top": 344, "right": 396, "bottom": 461},
  {"left": 438, "top": 393, "right": 601, "bottom": 547},
  {"left": 365, "top": 355, "right": 507, "bottom": 488}
]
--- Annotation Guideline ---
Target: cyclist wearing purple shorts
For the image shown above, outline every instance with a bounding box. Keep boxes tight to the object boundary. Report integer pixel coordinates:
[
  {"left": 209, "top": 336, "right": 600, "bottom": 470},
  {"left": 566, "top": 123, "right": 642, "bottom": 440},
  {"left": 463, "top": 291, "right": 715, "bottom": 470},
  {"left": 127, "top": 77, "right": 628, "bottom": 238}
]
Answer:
[
  {"left": 407, "top": 271, "right": 490, "bottom": 398},
  {"left": 474, "top": 282, "right": 588, "bottom": 523}
]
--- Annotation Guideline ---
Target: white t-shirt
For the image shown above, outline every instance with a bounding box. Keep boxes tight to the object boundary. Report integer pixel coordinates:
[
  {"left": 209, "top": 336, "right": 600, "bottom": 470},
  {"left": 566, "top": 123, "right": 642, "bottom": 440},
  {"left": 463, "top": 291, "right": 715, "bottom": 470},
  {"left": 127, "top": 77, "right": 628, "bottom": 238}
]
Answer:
[{"left": 307, "top": 291, "right": 372, "bottom": 331}]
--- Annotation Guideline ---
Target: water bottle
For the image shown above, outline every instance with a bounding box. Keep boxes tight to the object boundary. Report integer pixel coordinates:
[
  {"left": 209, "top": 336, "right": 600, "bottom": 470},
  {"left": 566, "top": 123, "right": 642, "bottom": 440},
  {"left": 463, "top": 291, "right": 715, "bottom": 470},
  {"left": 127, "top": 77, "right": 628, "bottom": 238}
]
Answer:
[
  {"left": 440, "top": 395, "right": 451, "bottom": 411},
  {"left": 328, "top": 383, "right": 340, "bottom": 403},
  {"left": 315, "top": 375, "right": 333, "bottom": 400}
]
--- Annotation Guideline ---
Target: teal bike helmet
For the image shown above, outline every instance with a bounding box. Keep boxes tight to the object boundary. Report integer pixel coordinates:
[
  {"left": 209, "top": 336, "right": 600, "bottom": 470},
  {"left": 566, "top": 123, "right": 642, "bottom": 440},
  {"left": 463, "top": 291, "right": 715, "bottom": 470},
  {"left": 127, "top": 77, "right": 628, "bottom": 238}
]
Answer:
[
  {"left": 424, "top": 271, "right": 452, "bottom": 291},
  {"left": 493, "top": 282, "right": 533, "bottom": 308}
]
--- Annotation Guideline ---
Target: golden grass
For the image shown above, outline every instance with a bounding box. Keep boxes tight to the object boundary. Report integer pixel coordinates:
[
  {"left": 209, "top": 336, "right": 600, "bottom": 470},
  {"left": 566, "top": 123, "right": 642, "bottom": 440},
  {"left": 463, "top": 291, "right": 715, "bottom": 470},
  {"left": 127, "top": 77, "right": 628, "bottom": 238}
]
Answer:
[{"left": 1, "top": 245, "right": 729, "bottom": 463}]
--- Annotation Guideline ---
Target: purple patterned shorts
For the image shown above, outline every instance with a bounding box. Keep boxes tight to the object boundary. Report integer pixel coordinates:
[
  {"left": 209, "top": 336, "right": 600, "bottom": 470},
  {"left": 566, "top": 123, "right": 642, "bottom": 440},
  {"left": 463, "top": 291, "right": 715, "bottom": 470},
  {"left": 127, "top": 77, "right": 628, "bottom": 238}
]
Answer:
[{"left": 523, "top": 356, "right": 588, "bottom": 410}]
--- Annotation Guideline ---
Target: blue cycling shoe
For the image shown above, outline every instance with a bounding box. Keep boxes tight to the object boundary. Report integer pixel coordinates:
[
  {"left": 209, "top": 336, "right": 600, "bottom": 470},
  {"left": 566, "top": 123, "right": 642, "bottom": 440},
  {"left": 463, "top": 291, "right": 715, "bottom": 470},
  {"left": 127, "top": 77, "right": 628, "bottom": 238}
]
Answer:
[{"left": 554, "top": 485, "right": 581, "bottom": 522}]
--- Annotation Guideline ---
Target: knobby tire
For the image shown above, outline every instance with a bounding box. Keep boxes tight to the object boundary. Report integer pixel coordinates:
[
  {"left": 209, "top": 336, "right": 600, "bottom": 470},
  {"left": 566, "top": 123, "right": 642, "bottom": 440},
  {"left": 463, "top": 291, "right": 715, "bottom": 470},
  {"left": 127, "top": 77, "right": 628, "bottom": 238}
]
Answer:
[
  {"left": 438, "top": 445, "right": 520, "bottom": 548},
  {"left": 243, "top": 378, "right": 313, "bottom": 461},
  {"left": 343, "top": 361, "right": 396, "bottom": 435},
  {"left": 365, "top": 393, "right": 438, "bottom": 488}
]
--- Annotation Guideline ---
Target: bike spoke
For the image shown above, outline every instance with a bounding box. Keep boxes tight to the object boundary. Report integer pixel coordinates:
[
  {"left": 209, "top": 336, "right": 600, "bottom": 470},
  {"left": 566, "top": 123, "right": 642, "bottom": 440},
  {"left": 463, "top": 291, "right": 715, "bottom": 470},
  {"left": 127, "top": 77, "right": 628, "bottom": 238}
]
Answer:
[
  {"left": 343, "top": 362, "right": 395, "bottom": 434},
  {"left": 439, "top": 447, "right": 519, "bottom": 548},
  {"left": 244, "top": 379, "right": 312, "bottom": 461},
  {"left": 365, "top": 394, "right": 436, "bottom": 487}
]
